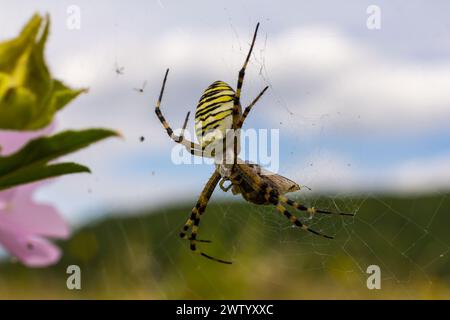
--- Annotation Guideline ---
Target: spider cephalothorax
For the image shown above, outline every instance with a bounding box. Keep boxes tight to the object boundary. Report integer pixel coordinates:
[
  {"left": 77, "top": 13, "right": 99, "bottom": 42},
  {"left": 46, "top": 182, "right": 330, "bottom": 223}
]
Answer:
[{"left": 155, "top": 23, "right": 353, "bottom": 264}]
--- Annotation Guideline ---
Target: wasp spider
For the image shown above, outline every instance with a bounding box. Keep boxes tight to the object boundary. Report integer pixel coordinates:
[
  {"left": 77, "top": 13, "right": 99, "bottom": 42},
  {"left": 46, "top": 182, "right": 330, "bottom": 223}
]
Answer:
[{"left": 155, "top": 23, "right": 353, "bottom": 264}]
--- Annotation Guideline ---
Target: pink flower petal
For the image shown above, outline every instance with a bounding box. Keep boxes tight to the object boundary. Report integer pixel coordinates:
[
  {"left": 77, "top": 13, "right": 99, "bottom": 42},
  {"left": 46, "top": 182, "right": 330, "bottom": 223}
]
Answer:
[
  {"left": 0, "top": 123, "right": 55, "bottom": 155},
  {"left": 0, "top": 189, "right": 16, "bottom": 203},
  {"left": 0, "top": 122, "right": 67, "bottom": 267},
  {"left": 0, "top": 183, "right": 70, "bottom": 239},
  {"left": 0, "top": 202, "right": 70, "bottom": 239},
  {"left": 0, "top": 225, "right": 61, "bottom": 267}
]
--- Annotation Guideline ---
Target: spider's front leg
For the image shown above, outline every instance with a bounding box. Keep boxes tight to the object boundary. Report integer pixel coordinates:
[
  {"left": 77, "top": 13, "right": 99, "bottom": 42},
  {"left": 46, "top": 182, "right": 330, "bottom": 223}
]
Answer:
[
  {"left": 231, "top": 23, "right": 260, "bottom": 165},
  {"left": 155, "top": 68, "right": 205, "bottom": 157},
  {"left": 237, "top": 86, "right": 269, "bottom": 129},
  {"left": 233, "top": 23, "right": 260, "bottom": 115}
]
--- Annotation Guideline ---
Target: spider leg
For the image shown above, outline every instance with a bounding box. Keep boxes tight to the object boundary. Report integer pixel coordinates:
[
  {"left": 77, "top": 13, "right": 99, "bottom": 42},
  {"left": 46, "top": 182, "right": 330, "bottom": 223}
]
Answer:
[
  {"left": 236, "top": 164, "right": 353, "bottom": 217},
  {"left": 237, "top": 86, "right": 268, "bottom": 129},
  {"left": 232, "top": 23, "right": 260, "bottom": 165},
  {"left": 155, "top": 68, "right": 205, "bottom": 157},
  {"left": 233, "top": 23, "right": 260, "bottom": 117},
  {"left": 278, "top": 195, "right": 355, "bottom": 217},
  {"left": 179, "top": 195, "right": 212, "bottom": 241},
  {"left": 275, "top": 203, "right": 334, "bottom": 239},
  {"left": 178, "top": 203, "right": 212, "bottom": 243},
  {"left": 179, "top": 170, "right": 232, "bottom": 264},
  {"left": 235, "top": 164, "right": 335, "bottom": 239},
  {"left": 219, "top": 178, "right": 233, "bottom": 192},
  {"left": 199, "top": 251, "right": 232, "bottom": 264}
]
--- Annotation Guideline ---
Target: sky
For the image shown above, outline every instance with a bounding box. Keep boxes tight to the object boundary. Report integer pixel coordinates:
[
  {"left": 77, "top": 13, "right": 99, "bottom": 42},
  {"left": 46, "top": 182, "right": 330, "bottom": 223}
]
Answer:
[{"left": 1, "top": 0, "right": 450, "bottom": 226}]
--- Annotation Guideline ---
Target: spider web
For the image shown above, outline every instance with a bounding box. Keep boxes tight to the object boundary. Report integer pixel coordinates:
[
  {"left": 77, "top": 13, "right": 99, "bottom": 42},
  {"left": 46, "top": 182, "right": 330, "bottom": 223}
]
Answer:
[
  {"left": 1, "top": 7, "right": 449, "bottom": 299},
  {"left": 70, "top": 20, "right": 448, "bottom": 300},
  {"left": 139, "top": 187, "right": 449, "bottom": 299},
  {"left": 137, "top": 30, "right": 450, "bottom": 299}
]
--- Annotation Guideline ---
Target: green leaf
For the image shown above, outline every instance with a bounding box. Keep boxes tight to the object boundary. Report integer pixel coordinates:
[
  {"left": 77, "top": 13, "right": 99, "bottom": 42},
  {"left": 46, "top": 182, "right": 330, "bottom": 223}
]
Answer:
[
  {"left": 0, "top": 162, "right": 90, "bottom": 191},
  {"left": 0, "top": 13, "right": 86, "bottom": 130},
  {"left": 0, "top": 14, "right": 42, "bottom": 73},
  {"left": 32, "top": 80, "right": 87, "bottom": 129},
  {"left": 0, "top": 128, "right": 119, "bottom": 190},
  {"left": 51, "top": 80, "right": 87, "bottom": 112}
]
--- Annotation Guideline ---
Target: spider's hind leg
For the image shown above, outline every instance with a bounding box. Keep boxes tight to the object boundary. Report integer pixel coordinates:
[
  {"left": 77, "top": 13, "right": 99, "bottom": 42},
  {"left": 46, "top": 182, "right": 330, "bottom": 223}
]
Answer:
[
  {"left": 274, "top": 202, "right": 334, "bottom": 239},
  {"left": 179, "top": 170, "right": 233, "bottom": 264},
  {"left": 178, "top": 206, "right": 212, "bottom": 243},
  {"left": 189, "top": 211, "right": 232, "bottom": 264},
  {"left": 278, "top": 195, "right": 354, "bottom": 218},
  {"left": 235, "top": 164, "right": 336, "bottom": 239}
]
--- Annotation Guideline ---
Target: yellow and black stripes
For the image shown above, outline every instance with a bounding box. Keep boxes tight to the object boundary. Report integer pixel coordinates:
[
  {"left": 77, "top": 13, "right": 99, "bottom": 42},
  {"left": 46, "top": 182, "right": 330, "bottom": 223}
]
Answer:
[
  {"left": 154, "top": 23, "right": 356, "bottom": 265},
  {"left": 233, "top": 22, "right": 260, "bottom": 129},
  {"left": 233, "top": 164, "right": 346, "bottom": 239},
  {"left": 278, "top": 195, "right": 354, "bottom": 217},
  {"left": 275, "top": 203, "right": 334, "bottom": 239},
  {"left": 229, "top": 23, "right": 260, "bottom": 164},
  {"left": 195, "top": 81, "right": 235, "bottom": 146},
  {"left": 179, "top": 170, "right": 232, "bottom": 264},
  {"left": 193, "top": 23, "right": 262, "bottom": 149}
]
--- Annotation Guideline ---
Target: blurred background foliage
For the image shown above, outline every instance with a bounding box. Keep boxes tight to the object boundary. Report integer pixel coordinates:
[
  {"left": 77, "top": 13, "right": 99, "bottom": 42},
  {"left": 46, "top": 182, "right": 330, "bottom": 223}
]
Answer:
[{"left": 0, "top": 193, "right": 448, "bottom": 299}]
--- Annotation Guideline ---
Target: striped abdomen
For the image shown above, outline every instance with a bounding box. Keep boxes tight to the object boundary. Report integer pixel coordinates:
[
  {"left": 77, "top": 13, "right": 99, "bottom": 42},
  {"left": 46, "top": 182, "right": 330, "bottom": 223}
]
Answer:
[{"left": 195, "top": 81, "right": 236, "bottom": 148}]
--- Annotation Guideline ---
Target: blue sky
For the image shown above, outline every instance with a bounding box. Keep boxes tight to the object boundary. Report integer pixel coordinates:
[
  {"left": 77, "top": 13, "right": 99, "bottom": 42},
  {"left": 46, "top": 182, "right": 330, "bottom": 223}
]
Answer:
[{"left": 1, "top": 0, "right": 450, "bottom": 226}]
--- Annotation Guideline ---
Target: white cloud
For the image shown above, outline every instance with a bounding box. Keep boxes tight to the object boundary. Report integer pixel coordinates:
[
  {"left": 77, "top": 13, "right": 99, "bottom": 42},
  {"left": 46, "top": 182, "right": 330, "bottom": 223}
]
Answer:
[
  {"left": 261, "top": 26, "right": 450, "bottom": 136},
  {"left": 2, "top": 19, "right": 446, "bottom": 225},
  {"left": 54, "top": 25, "right": 450, "bottom": 139},
  {"left": 284, "top": 149, "right": 359, "bottom": 193},
  {"left": 284, "top": 150, "right": 450, "bottom": 194}
]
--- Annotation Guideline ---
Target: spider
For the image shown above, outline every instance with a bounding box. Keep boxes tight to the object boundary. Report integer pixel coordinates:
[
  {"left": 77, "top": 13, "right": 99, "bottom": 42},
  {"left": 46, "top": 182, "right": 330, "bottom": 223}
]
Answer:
[{"left": 154, "top": 23, "right": 354, "bottom": 264}]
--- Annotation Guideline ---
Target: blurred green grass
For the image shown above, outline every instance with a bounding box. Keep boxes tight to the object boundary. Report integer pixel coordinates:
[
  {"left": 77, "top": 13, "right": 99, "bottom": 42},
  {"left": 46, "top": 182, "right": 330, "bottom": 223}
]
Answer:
[{"left": 0, "top": 194, "right": 449, "bottom": 299}]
